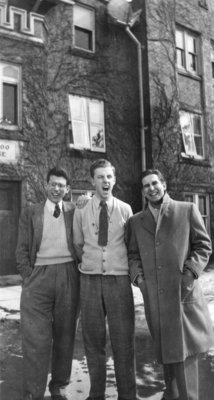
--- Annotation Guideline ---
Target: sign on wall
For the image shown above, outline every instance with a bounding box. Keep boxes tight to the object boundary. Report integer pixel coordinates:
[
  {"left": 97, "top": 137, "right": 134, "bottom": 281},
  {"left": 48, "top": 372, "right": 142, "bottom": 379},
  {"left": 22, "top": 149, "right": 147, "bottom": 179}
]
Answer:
[{"left": 0, "top": 140, "right": 21, "bottom": 164}]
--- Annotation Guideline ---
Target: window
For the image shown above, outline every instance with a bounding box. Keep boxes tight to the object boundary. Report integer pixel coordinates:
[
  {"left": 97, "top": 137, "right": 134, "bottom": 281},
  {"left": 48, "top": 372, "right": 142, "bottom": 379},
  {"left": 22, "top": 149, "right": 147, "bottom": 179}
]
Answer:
[
  {"left": 184, "top": 193, "right": 210, "bottom": 233},
  {"left": 179, "top": 110, "right": 204, "bottom": 158},
  {"left": 176, "top": 29, "right": 199, "bottom": 74},
  {"left": 0, "top": 63, "right": 21, "bottom": 129},
  {"left": 73, "top": 4, "right": 95, "bottom": 52},
  {"left": 68, "top": 94, "right": 105, "bottom": 152},
  {"left": 211, "top": 41, "right": 214, "bottom": 79}
]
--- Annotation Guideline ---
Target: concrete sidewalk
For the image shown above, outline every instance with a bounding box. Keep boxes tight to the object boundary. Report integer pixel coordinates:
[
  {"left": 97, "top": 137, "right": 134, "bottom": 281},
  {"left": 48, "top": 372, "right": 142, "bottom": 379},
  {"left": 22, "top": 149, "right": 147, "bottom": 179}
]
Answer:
[
  {"left": 1, "top": 268, "right": 214, "bottom": 321},
  {"left": 0, "top": 269, "right": 214, "bottom": 400}
]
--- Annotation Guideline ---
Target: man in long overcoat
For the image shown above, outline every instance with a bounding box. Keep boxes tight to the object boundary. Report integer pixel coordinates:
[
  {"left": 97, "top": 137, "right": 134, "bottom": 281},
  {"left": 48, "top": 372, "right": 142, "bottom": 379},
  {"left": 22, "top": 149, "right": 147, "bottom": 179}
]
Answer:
[{"left": 126, "top": 169, "right": 214, "bottom": 400}]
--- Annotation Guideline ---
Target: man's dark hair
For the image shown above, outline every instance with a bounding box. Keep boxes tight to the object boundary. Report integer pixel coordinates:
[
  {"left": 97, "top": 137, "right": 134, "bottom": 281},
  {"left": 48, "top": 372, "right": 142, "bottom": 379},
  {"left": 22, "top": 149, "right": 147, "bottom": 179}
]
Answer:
[
  {"left": 142, "top": 169, "right": 166, "bottom": 186},
  {"left": 90, "top": 159, "right": 116, "bottom": 178},
  {"left": 47, "top": 167, "right": 70, "bottom": 185}
]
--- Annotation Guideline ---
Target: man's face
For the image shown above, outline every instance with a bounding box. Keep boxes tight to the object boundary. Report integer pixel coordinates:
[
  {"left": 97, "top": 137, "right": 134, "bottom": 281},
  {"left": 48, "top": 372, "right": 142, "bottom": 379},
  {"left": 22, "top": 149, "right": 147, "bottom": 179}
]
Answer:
[
  {"left": 142, "top": 174, "right": 166, "bottom": 205},
  {"left": 91, "top": 166, "right": 116, "bottom": 200},
  {"left": 46, "top": 175, "right": 69, "bottom": 204}
]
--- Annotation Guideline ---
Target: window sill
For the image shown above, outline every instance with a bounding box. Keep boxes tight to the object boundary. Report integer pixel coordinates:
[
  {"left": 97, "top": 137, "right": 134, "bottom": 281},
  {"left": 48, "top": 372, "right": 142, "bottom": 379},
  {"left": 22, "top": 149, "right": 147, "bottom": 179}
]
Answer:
[
  {"left": 177, "top": 69, "right": 201, "bottom": 81},
  {"left": 69, "top": 46, "right": 96, "bottom": 59},
  {"left": 67, "top": 145, "right": 106, "bottom": 157},
  {"left": 0, "top": 128, "right": 28, "bottom": 142},
  {"left": 180, "top": 153, "right": 211, "bottom": 167}
]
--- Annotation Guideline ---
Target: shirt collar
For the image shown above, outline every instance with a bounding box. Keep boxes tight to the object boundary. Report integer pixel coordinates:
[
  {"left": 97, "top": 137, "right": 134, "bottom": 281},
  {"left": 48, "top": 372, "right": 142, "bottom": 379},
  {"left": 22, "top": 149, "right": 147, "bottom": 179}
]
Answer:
[
  {"left": 46, "top": 198, "right": 63, "bottom": 213},
  {"left": 93, "top": 194, "right": 114, "bottom": 209}
]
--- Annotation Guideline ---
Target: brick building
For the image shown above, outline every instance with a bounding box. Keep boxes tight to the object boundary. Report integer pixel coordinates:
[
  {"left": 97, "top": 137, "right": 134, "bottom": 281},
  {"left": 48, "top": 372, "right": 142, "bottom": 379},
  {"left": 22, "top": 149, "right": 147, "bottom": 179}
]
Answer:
[
  {"left": 0, "top": 0, "right": 214, "bottom": 275},
  {"left": 141, "top": 0, "right": 214, "bottom": 248}
]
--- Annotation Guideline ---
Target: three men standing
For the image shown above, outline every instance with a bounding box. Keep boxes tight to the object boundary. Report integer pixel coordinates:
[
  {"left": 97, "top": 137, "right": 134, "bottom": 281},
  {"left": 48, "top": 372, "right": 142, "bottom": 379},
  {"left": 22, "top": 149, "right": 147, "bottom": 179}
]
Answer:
[
  {"left": 16, "top": 162, "right": 213, "bottom": 400},
  {"left": 127, "top": 169, "right": 214, "bottom": 400},
  {"left": 16, "top": 167, "right": 80, "bottom": 400}
]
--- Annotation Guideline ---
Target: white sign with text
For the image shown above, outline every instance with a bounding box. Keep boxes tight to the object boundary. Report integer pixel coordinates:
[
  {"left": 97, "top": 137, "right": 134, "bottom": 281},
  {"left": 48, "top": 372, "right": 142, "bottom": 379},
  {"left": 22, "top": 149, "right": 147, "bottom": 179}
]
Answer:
[{"left": 0, "top": 140, "right": 20, "bottom": 164}]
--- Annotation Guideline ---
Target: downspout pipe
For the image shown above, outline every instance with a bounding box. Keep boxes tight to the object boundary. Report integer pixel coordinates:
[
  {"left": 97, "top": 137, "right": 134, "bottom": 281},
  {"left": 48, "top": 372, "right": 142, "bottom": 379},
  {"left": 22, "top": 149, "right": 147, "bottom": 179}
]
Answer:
[
  {"left": 125, "top": 26, "right": 146, "bottom": 172},
  {"left": 32, "top": 0, "right": 43, "bottom": 13}
]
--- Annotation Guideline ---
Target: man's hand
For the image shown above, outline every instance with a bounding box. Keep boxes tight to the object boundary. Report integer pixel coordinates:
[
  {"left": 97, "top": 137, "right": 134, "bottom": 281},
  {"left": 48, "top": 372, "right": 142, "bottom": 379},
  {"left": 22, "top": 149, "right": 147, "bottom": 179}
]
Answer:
[
  {"left": 181, "top": 269, "right": 195, "bottom": 301},
  {"left": 76, "top": 194, "right": 91, "bottom": 209}
]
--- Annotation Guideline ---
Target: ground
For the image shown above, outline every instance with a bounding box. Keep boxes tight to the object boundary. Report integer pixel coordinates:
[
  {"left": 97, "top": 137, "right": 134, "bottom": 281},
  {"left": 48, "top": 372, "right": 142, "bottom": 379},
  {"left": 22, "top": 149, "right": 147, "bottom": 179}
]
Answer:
[{"left": 0, "top": 266, "right": 214, "bottom": 400}]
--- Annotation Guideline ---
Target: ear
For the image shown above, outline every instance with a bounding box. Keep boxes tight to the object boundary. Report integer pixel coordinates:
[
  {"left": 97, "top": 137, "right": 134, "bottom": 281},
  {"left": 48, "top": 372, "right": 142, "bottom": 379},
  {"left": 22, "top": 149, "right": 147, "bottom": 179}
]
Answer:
[{"left": 65, "top": 185, "right": 70, "bottom": 194}]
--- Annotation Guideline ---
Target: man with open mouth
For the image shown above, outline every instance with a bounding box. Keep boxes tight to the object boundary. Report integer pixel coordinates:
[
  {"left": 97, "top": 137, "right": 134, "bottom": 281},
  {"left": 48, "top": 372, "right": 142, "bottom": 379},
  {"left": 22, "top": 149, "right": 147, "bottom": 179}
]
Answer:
[{"left": 73, "top": 158, "right": 137, "bottom": 400}]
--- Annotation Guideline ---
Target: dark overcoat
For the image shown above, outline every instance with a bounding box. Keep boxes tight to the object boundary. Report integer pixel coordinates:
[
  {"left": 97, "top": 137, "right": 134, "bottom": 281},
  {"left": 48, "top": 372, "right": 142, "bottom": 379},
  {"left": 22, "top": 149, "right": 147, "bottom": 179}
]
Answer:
[
  {"left": 127, "top": 193, "right": 214, "bottom": 364},
  {"left": 16, "top": 201, "right": 77, "bottom": 279}
]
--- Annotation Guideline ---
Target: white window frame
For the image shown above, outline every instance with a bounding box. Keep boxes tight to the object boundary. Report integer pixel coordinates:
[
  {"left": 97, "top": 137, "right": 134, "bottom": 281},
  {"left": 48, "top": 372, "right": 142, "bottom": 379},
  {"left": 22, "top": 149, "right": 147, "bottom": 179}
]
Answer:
[
  {"left": 179, "top": 110, "right": 204, "bottom": 159},
  {"left": 68, "top": 94, "right": 106, "bottom": 152},
  {"left": 176, "top": 28, "right": 200, "bottom": 75},
  {"left": 73, "top": 4, "right": 95, "bottom": 53},
  {"left": 0, "top": 62, "right": 22, "bottom": 130},
  {"left": 184, "top": 192, "right": 210, "bottom": 234}
]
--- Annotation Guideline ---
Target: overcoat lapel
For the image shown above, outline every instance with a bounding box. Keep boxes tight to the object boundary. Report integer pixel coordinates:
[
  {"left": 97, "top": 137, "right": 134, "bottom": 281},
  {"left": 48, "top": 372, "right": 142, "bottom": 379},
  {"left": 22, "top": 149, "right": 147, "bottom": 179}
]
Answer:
[{"left": 140, "top": 208, "right": 156, "bottom": 236}]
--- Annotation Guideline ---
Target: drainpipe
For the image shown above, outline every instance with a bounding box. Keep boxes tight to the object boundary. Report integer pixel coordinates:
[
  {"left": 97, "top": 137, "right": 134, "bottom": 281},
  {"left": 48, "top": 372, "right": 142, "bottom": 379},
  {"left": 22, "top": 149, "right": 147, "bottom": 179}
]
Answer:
[
  {"left": 125, "top": 26, "right": 146, "bottom": 172},
  {"left": 32, "top": 0, "right": 43, "bottom": 13}
]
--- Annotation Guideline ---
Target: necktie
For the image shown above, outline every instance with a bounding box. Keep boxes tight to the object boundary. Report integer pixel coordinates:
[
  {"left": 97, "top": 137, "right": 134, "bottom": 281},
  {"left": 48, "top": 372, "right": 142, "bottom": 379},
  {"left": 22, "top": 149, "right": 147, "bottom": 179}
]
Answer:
[
  {"left": 53, "top": 203, "right": 61, "bottom": 218},
  {"left": 98, "top": 201, "right": 108, "bottom": 246}
]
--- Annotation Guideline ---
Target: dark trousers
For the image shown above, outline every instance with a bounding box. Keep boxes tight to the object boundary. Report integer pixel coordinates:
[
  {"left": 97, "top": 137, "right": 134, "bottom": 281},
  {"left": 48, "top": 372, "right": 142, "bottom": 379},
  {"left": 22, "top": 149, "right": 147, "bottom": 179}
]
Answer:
[
  {"left": 80, "top": 274, "right": 136, "bottom": 400},
  {"left": 21, "top": 262, "right": 80, "bottom": 400},
  {"left": 163, "top": 355, "right": 199, "bottom": 400}
]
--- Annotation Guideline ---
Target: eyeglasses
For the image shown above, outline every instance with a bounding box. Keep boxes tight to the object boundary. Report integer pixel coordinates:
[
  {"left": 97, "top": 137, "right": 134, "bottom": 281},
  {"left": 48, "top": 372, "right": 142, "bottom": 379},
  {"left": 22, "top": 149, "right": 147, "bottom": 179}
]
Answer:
[{"left": 49, "top": 182, "right": 67, "bottom": 189}]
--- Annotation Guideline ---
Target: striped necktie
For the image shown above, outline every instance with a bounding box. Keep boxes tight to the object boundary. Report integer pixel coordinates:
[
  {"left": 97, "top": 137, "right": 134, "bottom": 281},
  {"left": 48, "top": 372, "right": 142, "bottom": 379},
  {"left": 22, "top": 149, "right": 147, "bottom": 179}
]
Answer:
[{"left": 98, "top": 200, "right": 108, "bottom": 246}]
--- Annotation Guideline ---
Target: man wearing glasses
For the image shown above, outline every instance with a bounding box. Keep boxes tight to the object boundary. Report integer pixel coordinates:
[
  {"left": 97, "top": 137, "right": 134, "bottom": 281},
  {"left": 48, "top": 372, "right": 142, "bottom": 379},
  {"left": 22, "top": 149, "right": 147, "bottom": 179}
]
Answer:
[{"left": 16, "top": 167, "right": 79, "bottom": 400}]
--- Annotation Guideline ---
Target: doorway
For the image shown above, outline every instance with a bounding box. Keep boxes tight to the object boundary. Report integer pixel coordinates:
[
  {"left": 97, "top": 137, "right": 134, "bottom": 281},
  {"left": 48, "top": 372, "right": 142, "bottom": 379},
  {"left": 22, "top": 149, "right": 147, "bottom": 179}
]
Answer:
[{"left": 0, "top": 181, "right": 20, "bottom": 275}]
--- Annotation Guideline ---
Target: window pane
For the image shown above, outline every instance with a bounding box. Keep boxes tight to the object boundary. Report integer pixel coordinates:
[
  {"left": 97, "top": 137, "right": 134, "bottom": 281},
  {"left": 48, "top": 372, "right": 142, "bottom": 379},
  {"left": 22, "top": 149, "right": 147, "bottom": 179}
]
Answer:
[
  {"left": 193, "top": 115, "right": 201, "bottom": 136},
  {"left": 180, "top": 111, "right": 196, "bottom": 155},
  {"left": 74, "top": 5, "right": 94, "bottom": 30},
  {"left": 198, "top": 195, "right": 207, "bottom": 215},
  {"left": 192, "top": 115, "right": 203, "bottom": 156},
  {"left": 187, "top": 36, "right": 196, "bottom": 53},
  {"left": 69, "top": 95, "right": 90, "bottom": 148},
  {"left": 176, "top": 30, "right": 184, "bottom": 48},
  {"left": 89, "top": 100, "right": 105, "bottom": 151},
  {"left": 69, "top": 95, "right": 86, "bottom": 120},
  {"left": 212, "top": 62, "right": 214, "bottom": 79},
  {"left": 72, "top": 121, "right": 90, "bottom": 148},
  {"left": 3, "top": 83, "right": 17, "bottom": 124},
  {"left": 189, "top": 54, "right": 197, "bottom": 72},
  {"left": 194, "top": 136, "right": 203, "bottom": 156},
  {"left": 211, "top": 46, "right": 214, "bottom": 62},
  {"left": 89, "top": 100, "right": 103, "bottom": 124},
  {"left": 75, "top": 27, "right": 92, "bottom": 51},
  {"left": 176, "top": 49, "right": 185, "bottom": 67}
]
